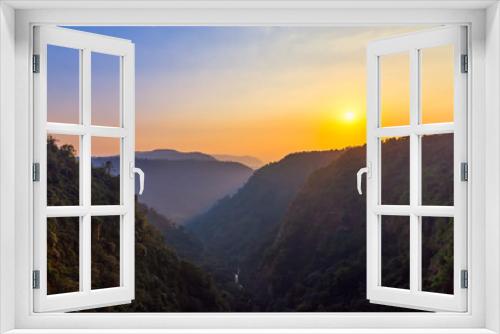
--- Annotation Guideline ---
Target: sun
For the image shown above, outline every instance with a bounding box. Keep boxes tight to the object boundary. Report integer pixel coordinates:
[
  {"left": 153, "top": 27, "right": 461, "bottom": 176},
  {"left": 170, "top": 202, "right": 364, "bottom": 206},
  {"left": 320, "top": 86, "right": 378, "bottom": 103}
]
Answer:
[{"left": 343, "top": 111, "right": 357, "bottom": 123}]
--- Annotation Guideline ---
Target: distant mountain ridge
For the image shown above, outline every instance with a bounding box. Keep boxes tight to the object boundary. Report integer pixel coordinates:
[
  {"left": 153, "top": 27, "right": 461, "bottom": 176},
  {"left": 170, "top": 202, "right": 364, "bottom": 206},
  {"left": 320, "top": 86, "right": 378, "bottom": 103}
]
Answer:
[
  {"left": 212, "top": 154, "right": 264, "bottom": 169},
  {"left": 92, "top": 156, "right": 253, "bottom": 224},
  {"left": 136, "top": 149, "right": 216, "bottom": 162},
  {"left": 134, "top": 149, "right": 262, "bottom": 169}
]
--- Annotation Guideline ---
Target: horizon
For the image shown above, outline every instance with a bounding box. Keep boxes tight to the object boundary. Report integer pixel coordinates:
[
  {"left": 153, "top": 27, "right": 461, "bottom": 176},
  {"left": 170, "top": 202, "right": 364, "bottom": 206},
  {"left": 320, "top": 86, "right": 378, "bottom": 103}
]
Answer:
[{"left": 52, "top": 135, "right": 361, "bottom": 166}]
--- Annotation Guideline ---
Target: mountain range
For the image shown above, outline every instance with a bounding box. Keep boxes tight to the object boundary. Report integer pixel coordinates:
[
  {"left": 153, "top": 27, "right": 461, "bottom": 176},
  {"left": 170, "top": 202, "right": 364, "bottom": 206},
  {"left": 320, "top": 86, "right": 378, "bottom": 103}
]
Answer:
[
  {"left": 136, "top": 149, "right": 215, "bottom": 162},
  {"left": 135, "top": 149, "right": 264, "bottom": 169},
  {"left": 93, "top": 149, "right": 254, "bottom": 224}
]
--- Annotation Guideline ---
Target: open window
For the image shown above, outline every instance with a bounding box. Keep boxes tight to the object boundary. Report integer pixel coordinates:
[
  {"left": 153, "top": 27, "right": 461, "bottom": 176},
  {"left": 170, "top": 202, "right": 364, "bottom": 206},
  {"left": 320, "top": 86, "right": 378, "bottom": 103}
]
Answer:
[
  {"left": 32, "top": 26, "right": 140, "bottom": 312},
  {"left": 360, "top": 26, "right": 468, "bottom": 312}
]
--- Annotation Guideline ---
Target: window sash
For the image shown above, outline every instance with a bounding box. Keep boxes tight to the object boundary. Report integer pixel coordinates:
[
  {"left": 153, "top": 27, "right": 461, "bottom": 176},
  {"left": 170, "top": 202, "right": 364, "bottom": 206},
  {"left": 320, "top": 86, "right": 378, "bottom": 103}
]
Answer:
[
  {"left": 366, "top": 26, "right": 468, "bottom": 312},
  {"left": 32, "top": 26, "right": 136, "bottom": 313}
]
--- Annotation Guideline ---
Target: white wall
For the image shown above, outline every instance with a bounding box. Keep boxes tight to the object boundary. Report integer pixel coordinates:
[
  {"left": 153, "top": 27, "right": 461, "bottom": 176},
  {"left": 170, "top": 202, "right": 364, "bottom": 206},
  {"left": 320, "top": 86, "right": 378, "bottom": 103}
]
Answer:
[
  {"left": 0, "top": 2, "right": 16, "bottom": 333},
  {"left": 485, "top": 2, "right": 500, "bottom": 333}
]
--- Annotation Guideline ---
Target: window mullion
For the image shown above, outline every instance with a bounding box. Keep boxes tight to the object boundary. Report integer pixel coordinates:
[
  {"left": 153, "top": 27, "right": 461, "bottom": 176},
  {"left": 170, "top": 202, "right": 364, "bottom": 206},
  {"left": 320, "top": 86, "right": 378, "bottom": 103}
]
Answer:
[
  {"left": 409, "top": 48, "right": 421, "bottom": 293},
  {"left": 81, "top": 48, "right": 92, "bottom": 293}
]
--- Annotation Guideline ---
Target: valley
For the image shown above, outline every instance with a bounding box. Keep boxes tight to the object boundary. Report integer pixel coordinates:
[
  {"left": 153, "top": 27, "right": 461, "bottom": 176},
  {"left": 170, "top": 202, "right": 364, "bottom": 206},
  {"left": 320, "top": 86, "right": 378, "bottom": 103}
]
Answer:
[{"left": 50, "top": 134, "right": 453, "bottom": 312}]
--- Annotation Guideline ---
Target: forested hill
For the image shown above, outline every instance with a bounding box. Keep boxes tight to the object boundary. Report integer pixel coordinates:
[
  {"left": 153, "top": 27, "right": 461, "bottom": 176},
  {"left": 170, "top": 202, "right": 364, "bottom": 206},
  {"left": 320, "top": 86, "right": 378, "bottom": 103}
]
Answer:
[
  {"left": 252, "top": 145, "right": 372, "bottom": 311},
  {"left": 47, "top": 136, "right": 228, "bottom": 312},
  {"left": 187, "top": 150, "right": 341, "bottom": 267},
  {"left": 251, "top": 135, "right": 454, "bottom": 311},
  {"left": 185, "top": 135, "right": 453, "bottom": 312}
]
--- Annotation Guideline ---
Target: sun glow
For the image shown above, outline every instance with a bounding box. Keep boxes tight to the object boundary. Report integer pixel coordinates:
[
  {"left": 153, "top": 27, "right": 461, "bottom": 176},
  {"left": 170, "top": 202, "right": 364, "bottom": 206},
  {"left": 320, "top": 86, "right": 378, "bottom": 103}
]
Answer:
[{"left": 343, "top": 110, "right": 357, "bottom": 123}]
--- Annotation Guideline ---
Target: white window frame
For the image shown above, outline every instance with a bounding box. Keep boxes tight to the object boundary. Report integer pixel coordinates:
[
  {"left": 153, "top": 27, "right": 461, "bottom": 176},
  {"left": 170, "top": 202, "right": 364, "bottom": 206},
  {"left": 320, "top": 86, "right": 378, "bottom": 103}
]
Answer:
[
  {"left": 365, "top": 26, "right": 468, "bottom": 312},
  {"left": 32, "top": 26, "right": 136, "bottom": 312},
  {"left": 1, "top": 1, "right": 499, "bottom": 333}
]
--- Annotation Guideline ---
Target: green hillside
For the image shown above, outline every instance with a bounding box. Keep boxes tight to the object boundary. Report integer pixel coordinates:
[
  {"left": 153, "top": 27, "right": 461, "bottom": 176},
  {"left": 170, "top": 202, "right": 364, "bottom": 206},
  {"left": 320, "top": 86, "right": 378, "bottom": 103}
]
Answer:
[
  {"left": 252, "top": 135, "right": 454, "bottom": 311},
  {"left": 46, "top": 136, "right": 228, "bottom": 312}
]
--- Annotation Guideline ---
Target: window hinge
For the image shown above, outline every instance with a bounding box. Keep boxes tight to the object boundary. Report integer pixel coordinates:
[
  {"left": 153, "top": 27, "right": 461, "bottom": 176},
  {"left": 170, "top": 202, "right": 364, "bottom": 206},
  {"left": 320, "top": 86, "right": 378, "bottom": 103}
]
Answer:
[
  {"left": 32, "top": 162, "right": 40, "bottom": 182},
  {"left": 461, "top": 269, "right": 468, "bottom": 289},
  {"left": 32, "top": 270, "right": 40, "bottom": 289},
  {"left": 461, "top": 162, "right": 468, "bottom": 182},
  {"left": 461, "top": 54, "right": 468, "bottom": 73},
  {"left": 32, "top": 54, "right": 40, "bottom": 73}
]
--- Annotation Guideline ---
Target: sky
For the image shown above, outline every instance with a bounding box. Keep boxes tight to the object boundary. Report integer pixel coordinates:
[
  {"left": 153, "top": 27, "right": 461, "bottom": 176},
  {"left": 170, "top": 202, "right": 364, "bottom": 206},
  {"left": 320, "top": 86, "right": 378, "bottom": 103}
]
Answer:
[{"left": 47, "top": 26, "right": 453, "bottom": 163}]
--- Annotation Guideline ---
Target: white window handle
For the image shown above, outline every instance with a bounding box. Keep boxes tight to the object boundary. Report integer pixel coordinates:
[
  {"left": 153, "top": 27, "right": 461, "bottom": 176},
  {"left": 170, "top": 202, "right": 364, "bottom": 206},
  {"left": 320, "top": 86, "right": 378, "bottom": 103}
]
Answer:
[
  {"left": 130, "top": 162, "right": 145, "bottom": 195},
  {"left": 357, "top": 167, "right": 368, "bottom": 195}
]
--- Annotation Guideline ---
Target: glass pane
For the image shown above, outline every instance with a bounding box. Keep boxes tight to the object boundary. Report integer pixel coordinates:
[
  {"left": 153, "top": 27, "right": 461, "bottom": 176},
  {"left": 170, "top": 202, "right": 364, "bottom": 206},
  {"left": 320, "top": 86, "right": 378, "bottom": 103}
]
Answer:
[
  {"left": 47, "top": 45, "right": 80, "bottom": 124},
  {"left": 92, "top": 52, "right": 121, "bottom": 127},
  {"left": 91, "top": 137, "right": 121, "bottom": 205},
  {"left": 91, "top": 216, "right": 121, "bottom": 289},
  {"left": 381, "top": 215, "right": 410, "bottom": 289},
  {"left": 381, "top": 136, "right": 410, "bottom": 205},
  {"left": 421, "top": 134, "right": 454, "bottom": 206},
  {"left": 47, "top": 134, "right": 80, "bottom": 206},
  {"left": 422, "top": 217, "right": 454, "bottom": 294},
  {"left": 421, "top": 45, "right": 454, "bottom": 124},
  {"left": 47, "top": 217, "right": 80, "bottom": 295},
  {"left": 380, "top": 52, "right": 410, "bottom": 127}
]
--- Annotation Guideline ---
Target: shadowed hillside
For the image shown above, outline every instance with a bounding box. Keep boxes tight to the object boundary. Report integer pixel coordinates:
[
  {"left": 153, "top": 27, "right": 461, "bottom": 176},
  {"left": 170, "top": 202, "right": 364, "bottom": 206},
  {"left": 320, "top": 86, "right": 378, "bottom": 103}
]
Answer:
[
  {"left": 251, "top": 135, "right": 453, "bottom": 311},
  {"left": 145, "top": 207, "right": 204, "bottom": 262},
  {"left": 47, "top": 136, "right": 228, "bottom": 311},
  {"left": 187, "top": 135, "right": 453, "bottom": 312}
]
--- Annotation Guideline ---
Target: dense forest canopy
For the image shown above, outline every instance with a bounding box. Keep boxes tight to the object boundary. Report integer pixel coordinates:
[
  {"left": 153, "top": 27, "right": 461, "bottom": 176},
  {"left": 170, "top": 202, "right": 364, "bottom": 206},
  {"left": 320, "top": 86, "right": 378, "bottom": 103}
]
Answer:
[{"left": 47, "top": 136, "right": 228, "bottom": 311}]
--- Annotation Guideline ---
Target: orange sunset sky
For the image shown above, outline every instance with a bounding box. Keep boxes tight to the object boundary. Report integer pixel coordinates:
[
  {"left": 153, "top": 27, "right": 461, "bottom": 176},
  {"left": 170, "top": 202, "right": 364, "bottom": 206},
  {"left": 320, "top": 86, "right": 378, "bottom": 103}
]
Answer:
[{"left": 49, "top": 26, "right": 453, "bottom": 163}]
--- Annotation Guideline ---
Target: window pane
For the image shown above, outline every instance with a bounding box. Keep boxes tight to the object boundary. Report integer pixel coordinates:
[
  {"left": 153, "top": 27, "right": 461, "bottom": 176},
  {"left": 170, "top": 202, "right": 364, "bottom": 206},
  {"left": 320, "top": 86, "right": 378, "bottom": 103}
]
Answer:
[
  {"left": 380, "top": 52, "right": 410, "bottom": 127},
  {"left": 91, "top": 216, "right": 121, "bottom": 289},
  {"left": 47, "top": 45, "right": 80, "bottom": 124},
  {"left": 422, "top": 217, "right": 454, "bottom": 294},
  {"left": 47, "top": 217, "right": 80, "bottom": 295},
  {"left": 91, "top": 137, "right": 121, "bottom": 205},
  {"left": 421, "top": 134, "right": 454, "bottom": 206},
  {"left": 381, "top": 215, "right": 410, "bottom": 289},
  {"left": 92, "top": 52, "right": 121, "bottom": 127},
  {"left": 381, "top": 136, "right": 410, "bottom": 205},
  {"left": 420, "top": 45, "right": 454, "bottom": 124},
  {"left": 47, "top": 134, "right": 80, "bottom": 206}
]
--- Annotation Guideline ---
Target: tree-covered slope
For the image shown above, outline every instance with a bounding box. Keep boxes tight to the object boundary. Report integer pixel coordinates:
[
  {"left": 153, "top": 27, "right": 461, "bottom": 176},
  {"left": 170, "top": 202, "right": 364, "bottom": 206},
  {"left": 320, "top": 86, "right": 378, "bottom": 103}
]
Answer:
[
  {"left": 253, "top": 135, "right": 454, "bottom": 311},
  {"left": 145, "top": 206, "right": 204, "bottom": 262},
  {"left": 188, "top": 150, "right": 341, "bottom": 267},
  {"left": 107, "top": 201, "right": 229, "bottom": 312},
  {"left": 47, "top": 136, "right": 228, "bottom": 312}
]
